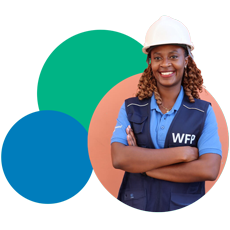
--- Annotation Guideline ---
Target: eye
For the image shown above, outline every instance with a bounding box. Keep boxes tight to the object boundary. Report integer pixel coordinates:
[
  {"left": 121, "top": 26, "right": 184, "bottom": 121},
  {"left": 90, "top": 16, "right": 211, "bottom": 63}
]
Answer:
[
  {"left": 154, "top": 57, "right": 161, "bottom": 61},
  {"left": 170, "top": 55, "right": 178, "bottom": 59}
]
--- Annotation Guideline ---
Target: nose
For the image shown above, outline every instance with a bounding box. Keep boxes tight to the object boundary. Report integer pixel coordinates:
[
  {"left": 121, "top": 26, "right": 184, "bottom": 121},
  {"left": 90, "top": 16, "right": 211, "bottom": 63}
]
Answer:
[{"left": 160, "top": 58, "right": 171, "bottom": 67}]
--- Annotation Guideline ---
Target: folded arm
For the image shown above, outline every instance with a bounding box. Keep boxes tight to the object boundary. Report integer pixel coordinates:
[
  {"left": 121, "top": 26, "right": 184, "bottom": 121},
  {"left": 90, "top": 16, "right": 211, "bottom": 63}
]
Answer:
[
  {"left": 119, "top": 126, "right": 221, "bottom": 182},
  {"left": 145, "top": 106, "right": 222, "bottom": 182},
  {"left": 146, "top": 153, "right": 221, "bottom": 182},
  {"left": 111, "top": 126, "right": 198, "bottom": 173},
  {"left": 111, "top": 143, "right": 199, "bottom": 173}
]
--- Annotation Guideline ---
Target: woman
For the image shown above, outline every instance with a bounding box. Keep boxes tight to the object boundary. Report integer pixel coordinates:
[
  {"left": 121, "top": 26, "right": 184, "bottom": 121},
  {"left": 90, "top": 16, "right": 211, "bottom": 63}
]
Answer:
[{"left": 111, "top": 16, "right": 222, "bottom": 212}]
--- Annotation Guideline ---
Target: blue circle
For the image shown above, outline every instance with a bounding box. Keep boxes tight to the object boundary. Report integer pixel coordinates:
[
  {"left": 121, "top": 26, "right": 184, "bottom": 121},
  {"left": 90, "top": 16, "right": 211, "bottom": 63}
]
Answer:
[{"left": 1, "top": 111, "right": 92, "bottom": 204}]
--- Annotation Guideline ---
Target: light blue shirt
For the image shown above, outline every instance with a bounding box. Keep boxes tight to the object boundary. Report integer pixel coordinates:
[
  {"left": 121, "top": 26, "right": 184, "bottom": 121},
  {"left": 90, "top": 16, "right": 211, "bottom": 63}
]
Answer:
[{"left": 111, "top": 87, "right": 222, "bottom": 157}]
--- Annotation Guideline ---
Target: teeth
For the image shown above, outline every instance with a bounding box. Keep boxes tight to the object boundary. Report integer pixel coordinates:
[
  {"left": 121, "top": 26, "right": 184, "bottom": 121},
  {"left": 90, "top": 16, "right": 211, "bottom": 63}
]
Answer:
[{"left": 161, "top": 72, "right": 173, "bottom": 75}]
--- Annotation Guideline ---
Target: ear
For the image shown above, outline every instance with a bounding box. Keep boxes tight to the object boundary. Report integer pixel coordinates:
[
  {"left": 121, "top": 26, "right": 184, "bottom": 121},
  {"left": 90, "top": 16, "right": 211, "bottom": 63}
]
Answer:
[{"left": 184, "top": 56, "right": 189, "bottom": 67}]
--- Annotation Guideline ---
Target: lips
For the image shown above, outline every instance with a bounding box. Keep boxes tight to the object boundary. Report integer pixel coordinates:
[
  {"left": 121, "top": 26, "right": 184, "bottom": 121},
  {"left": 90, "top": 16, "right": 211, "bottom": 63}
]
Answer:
[{"left": 159, "top": 71, "right": 175, "bottom": 78}]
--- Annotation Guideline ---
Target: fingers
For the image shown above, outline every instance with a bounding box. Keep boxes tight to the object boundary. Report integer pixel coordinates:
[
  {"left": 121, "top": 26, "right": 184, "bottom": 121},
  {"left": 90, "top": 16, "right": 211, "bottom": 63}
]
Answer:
[
  {"left": 126, "top": 126, "right": 133, "bottom": 146},
  {"left": 129, "top": 128, "right": 137, "bottom": 146},
  {"left": 126, "top": 126, "right": 129, "bottom": 135},
  {"left": 126, "top": 125, "right": 133, "bottom": 134},
  {"left": 127, "top": 134, "right": 134, "bottom": 146},
  {"left": 126, "top": 125, "right": 137, "bottom": 146}
]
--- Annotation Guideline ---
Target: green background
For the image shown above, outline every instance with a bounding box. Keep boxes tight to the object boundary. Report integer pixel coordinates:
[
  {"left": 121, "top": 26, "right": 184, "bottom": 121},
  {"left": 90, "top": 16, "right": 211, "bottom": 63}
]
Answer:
[{"left": 0, "top": 0, "right": 230, "bottom": 230}]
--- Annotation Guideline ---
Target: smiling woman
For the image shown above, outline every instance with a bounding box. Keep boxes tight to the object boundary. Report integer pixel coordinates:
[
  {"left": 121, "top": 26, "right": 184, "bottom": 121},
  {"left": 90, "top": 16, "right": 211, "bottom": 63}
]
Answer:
[
  {"left": 151, "top": 45, "right": 187, "bottom": 86},
  {"left": 111, "top": 16, "right": 222, "bottom": 212}
]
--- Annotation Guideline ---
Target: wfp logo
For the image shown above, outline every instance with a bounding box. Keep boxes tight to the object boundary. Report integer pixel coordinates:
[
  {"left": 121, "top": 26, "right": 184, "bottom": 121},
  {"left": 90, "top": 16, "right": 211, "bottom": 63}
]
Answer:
[{"left": 172, "top": 133, "right": 196, "bottom": 144}]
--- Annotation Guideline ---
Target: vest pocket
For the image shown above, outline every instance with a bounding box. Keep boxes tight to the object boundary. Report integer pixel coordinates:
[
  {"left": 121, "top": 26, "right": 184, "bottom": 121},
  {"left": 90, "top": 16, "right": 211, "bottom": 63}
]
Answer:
[
  {"left": 120, "top": 189, "right": 147, "bottom": 211},
  {"left": 170, "top": 193, "right": 202, "bottom": 211},
  {"left": 127, "top": 113, "right": 147, "bottom": 134}
]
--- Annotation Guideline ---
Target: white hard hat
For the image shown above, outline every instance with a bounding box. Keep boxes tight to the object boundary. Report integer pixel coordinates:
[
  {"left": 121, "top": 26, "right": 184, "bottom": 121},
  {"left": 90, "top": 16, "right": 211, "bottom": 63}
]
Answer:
[{"left": 142, "top": 16, "right": 194, "bottom": 54}]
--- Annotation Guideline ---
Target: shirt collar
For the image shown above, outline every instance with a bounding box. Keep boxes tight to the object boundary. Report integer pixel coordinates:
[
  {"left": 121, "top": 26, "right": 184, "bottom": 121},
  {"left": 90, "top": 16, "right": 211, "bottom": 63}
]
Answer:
[{"left": 150, "top": 86, "right": 184, "bottom": 113}]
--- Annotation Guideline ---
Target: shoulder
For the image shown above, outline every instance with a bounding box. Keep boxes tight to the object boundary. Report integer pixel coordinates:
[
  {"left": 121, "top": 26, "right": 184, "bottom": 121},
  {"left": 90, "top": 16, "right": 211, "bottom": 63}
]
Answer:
[
  {"left": 125, "top": 97, "right": 140, "bottom": 104},
  {"left": 194, "top": 98, "right": 211, "bottom": 111},
  {"left": 198, "top": 104, "right": 222, "bottom": 157},
  {"left": 194, "top": 97, "right": 211, "bottom": 105},
  {"left": 125, "top": 96, "right": 151, "bottom": 107},
  {"left": 183, "top": 95, "right": 211, "bottom": 113},
  {"left": 124, "top": 96, "right": 151, "bottom": 116},
  {"left": 205, "top": 104, "right": 217, "bottom": 122}
]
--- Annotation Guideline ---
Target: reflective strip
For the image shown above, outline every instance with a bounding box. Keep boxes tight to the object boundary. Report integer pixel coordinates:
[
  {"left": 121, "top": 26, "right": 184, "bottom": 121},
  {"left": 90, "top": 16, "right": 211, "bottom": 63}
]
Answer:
[
  {"left": 127, "top": 103, "right": 149, "bottom": 107},
  {"left": 113, "top": 125, "right": 122, "bottom": 132},
  {"left": 183, "top": 104, "right": 204, "bottom": 113}
]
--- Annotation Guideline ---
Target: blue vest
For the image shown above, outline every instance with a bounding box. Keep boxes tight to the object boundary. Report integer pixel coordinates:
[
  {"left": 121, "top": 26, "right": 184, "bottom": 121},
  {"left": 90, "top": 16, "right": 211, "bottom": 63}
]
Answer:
[{"left": 117, "top": 95, "right": 210, "bottom": 212}]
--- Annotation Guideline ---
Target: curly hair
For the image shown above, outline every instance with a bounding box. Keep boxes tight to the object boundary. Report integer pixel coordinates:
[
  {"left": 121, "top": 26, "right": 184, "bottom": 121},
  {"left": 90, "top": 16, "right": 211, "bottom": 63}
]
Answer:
[{"left": 136, "top": 56, "right": 203, "bottom": 104}]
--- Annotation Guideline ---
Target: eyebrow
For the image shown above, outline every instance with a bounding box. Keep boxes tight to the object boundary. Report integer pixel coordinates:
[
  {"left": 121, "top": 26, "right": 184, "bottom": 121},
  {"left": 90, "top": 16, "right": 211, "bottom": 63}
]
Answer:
[{"left": 152, "top": 50, "right": 179, "bottom": 55}]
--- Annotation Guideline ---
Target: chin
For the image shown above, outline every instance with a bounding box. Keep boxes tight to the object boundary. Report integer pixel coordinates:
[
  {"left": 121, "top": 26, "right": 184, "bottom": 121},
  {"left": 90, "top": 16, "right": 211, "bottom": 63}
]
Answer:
[{"left": 158, "top": 80, "right": 182, "bottom": 89}]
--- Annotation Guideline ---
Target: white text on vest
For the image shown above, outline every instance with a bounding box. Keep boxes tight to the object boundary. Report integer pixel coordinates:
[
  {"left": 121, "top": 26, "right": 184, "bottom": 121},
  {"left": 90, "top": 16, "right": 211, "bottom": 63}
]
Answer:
[{"left": 172, "top": 133, "right": 196, "bottom": 144}]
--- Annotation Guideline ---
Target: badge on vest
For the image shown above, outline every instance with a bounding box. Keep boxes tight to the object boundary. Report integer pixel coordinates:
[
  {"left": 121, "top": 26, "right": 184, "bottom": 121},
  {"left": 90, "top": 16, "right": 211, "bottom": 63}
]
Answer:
[{"left": 172, "top": 133, "right": 196, "bottom": 144}]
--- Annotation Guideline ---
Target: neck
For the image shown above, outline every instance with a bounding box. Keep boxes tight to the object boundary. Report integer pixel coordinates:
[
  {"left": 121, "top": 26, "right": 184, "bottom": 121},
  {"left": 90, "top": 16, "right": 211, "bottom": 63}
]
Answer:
[{"left": 158, "top": 84, "right": 181, "bottom": 107}]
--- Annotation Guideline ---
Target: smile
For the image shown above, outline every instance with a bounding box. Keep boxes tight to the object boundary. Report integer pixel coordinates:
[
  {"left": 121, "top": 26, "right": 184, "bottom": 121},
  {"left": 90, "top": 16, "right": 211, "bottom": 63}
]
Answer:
[{"left": 159, "top": 71, "right": 175, "bottom": 78}]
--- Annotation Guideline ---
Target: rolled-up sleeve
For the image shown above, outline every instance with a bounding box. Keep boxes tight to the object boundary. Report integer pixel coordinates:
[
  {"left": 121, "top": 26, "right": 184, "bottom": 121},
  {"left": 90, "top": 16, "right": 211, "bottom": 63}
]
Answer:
[
  {"left": 111, "top": 102, "right": 130, "bottom": 146},
  {"left": 198, "top": 105, "right": 222, "bottom": 157}
]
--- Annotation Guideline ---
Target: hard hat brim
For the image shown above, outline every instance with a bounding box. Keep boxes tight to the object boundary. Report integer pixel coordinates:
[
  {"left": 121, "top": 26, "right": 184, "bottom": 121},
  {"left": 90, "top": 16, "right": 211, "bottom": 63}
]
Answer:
[{"left": 142, "top": 43, "right": 194, "bottom": 54}]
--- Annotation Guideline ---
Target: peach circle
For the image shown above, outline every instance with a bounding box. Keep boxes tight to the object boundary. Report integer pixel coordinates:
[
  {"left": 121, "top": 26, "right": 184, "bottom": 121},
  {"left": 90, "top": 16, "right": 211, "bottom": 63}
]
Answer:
[{"left": 88, "top": 73, "right": 228, "bottom": 198}]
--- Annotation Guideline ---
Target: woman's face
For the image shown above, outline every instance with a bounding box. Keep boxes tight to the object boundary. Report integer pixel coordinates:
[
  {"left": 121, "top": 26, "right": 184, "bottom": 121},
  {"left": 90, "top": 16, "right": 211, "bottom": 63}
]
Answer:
[{"left": 150, "top": 45, "right": 188, "bottom": 89}]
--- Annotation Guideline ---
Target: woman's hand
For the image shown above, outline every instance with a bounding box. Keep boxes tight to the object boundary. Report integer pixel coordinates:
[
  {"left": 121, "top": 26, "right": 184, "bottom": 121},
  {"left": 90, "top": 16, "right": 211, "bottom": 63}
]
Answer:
[
  {"left": 126, "top": 125, "right": 137, "bottom": 146},
  {"left": 182, "top": 146, "right": 199, "bottom": 162}
]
